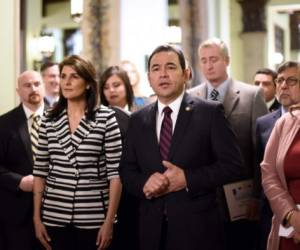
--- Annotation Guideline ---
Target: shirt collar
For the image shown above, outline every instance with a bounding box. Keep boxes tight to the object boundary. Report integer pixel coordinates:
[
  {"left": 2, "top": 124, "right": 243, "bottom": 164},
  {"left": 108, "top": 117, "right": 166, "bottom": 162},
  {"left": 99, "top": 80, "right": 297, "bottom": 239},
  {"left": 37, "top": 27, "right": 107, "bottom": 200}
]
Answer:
[
  {"left": 45, "top": 95, "right": 59, "bottom": 106},
  {"left": 22, "top": 103, "right": 44, "bottom": 120},
  {"left": 266, "top": 97, "right": 276, "bottom": 110},
  {"left": 281, "top": 105, "right": 288, "bottom": 115},
  {"left": 157, "top": 91, "right": 185, "bottom": 116},
  {"left": 206, "top": 77, "right": 230, "bottom": 102}
]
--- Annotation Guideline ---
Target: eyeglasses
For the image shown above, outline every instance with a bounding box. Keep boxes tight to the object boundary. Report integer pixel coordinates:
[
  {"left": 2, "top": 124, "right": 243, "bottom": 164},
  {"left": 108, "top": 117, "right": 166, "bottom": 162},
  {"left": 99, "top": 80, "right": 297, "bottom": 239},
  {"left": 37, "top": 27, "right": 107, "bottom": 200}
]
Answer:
[{"left": 275, "top": 77, "right": 299, "bottom": 87}]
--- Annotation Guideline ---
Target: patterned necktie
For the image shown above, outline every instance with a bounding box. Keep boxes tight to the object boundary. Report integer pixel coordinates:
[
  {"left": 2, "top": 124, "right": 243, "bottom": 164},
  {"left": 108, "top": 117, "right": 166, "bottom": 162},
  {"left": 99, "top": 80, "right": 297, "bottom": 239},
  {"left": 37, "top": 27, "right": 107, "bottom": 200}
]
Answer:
[
  {"left": 159, "top": 106, "right": 173, "bottom": 161},
  {"left": 30, "top": 114, "right": 41, "bottom": 158},
  {"left": 210, "top": 89, "right": 219, "bottom": 101}
]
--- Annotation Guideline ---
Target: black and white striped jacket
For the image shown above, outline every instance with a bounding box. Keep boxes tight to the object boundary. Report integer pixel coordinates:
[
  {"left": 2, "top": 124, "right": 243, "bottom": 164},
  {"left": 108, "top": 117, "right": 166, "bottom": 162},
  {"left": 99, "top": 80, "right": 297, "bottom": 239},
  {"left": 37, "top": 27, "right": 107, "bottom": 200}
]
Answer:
[{"left": 33, "top": 106, "right": 122, "bottom": 229}]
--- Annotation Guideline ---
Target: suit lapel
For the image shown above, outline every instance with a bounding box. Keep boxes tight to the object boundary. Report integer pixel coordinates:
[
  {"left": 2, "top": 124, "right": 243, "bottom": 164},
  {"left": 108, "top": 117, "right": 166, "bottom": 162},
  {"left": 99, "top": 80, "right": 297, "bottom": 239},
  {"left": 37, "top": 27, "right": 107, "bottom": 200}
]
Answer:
[
  {"left": 16, "top": 106, "right": 33, "bottom": 165},
  {"left": 72, "top": 115, "right": 97, "bottom": 151},
  {"left": 273, "top": 108, "right": 282, "bottom": 120},
  {"left": 195, "top": 84, "right": 207, "bottom": 99},
  {"left": 223, "top": 80, "right": 239, "bottom": 118},
  {"left": 144, "top": 103, "right": 163, "bottom": 169},
  {"left": 168, "top": 93, "right": 193, "bottom": 161},
  {"left": 51, "top": 109, "right": 77, "bottom": 165}
]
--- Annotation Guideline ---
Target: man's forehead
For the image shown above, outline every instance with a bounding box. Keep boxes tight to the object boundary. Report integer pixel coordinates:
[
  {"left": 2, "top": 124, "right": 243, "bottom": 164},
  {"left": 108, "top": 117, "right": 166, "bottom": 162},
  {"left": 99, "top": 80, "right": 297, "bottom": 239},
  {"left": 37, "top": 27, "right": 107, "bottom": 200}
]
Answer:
[
  {"left": 19, "top": 74, "right": 41, "bottom": 85},
  {"left": 278, "top": 67, "right": 298, "bottom": 76},
  {"left": 199, "top": 45, "right": 220, "bottom": 53},
  {"left": 45, "top": 65, "right": 59, "bottom": 73},
  {"left": 151, "top": 52, "right": 179, "bottom": 63},
  {"left": 255, "top": 73, "right": 272, "bottom": 79}
]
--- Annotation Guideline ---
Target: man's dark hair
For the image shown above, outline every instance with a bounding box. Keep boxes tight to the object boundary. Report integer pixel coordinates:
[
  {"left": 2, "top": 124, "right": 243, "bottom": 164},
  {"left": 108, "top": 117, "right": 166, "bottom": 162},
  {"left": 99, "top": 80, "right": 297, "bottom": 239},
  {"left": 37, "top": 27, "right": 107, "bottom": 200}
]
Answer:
[
  {"left": 147, "top": 44, "right": 186, "bottom": 72},
  {"left": 255, "top": 68, "right": 277, "bottom": 83},
  {"left": 277, "top": 61, "right": 299, "bottom": 74},
  {"left": 40, "top": 61, "right": 59, "bottom": 74}
]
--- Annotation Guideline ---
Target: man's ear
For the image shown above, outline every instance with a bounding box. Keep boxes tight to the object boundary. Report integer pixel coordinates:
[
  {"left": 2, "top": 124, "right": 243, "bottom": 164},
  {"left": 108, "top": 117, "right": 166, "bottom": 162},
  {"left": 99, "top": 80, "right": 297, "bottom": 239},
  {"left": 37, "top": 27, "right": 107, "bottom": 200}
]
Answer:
[
  {"left": 225, "top": 56, "right": 230, "bottom": 66},
  {"left": 147, "top": 72, "right": 152, "bottom": 87},
  {"left": 183, "top": 68, "right": 190, "bottom": 82}
]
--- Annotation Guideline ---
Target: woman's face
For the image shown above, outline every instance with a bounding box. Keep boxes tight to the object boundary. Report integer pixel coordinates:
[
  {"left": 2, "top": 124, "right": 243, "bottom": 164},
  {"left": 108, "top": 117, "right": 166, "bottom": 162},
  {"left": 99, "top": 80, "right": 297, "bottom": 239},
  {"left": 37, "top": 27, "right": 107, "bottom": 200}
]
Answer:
[
  {"left": 103, "top": 74, "right": 127, "bottom": 108},
  {"left": 60, "top": 66, "right": 87, "bottom": 101}
]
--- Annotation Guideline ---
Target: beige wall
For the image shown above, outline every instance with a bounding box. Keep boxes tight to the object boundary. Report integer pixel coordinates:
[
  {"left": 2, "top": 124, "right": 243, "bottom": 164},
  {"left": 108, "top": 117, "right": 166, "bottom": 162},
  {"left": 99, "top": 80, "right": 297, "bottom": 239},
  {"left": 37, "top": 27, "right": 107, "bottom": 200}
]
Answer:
[
  {"left": 26, "top": 0, "right": 79, "bottom": 69},
  {"left": 0, "top": 0, "right": 19, "bottom": 115},
  {"left": 229, "top": 0, "right": 244, "bottom": 82}
]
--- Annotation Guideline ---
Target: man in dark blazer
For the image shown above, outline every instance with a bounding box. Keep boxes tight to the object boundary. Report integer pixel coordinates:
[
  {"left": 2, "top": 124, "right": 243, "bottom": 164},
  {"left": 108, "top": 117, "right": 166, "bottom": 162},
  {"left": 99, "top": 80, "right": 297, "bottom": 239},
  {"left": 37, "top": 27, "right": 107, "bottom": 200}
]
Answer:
[
  {"left": 120, "top": 45, "right": 244, "bottom": 250},
  {"left": 0, "top": 70, "right": 45, "bottom": 250},
  {"left": 255, "top": 61, "right": 300, "bottom": 250},
  {"left": 254, "top": 68, "right": 280, "bottom": 112},
  {"left": 40, "top": 61, "right": 60, "bottom": 108},
  {"left": 188, "top": 37, "right": 268, "bottom": 250}
]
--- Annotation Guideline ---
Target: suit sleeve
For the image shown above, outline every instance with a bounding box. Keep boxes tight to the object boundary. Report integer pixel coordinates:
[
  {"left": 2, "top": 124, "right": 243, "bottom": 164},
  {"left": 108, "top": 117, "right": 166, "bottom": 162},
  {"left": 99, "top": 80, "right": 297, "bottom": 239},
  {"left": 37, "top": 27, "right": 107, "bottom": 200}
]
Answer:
[
  {"left": 32, "top": 116, "right": 50, "bottom": 178},
  {"left": 253, "top": 119, "right": 264, "bottom": 198},
  {"left": 119, "top": 117, "right": 150, "bottom": 199},
  {"left": 104, "top": 111, "right": 122, "bottom": 179},
  {"left": 0, "top": 127, "right": 23, "bottom": 192},
  {"left": 261, "top": 118, "right": 295, "bottom": 223},
  {"left": 184, "top": 103, "right": 245, "bottom": 197},
  {"left": 252, "top": 88, "right": 268, "bottom": 141},
  {"left": 250, "top": 88, "right": 268, "bottom": 198}
]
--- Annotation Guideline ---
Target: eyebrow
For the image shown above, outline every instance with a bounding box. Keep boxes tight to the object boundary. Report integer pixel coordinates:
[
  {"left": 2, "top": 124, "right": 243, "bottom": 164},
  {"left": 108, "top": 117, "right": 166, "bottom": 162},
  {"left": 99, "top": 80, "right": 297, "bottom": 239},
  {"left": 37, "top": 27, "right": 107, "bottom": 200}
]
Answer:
[{"left": 151, "top": 62, "right": 177, "bottom": 69}]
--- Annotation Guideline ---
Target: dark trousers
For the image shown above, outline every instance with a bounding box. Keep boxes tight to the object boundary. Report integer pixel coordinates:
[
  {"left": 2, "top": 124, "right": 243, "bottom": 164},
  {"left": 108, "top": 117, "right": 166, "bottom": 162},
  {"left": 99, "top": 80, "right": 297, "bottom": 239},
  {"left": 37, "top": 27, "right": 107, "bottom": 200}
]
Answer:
[
  {"left": 158, "top": 216, "right": 168, "bottom": 250},
  {"left": 46, "top": 224, "right": 99, "bottom": 250},
  {"left": 224, "top": 219, "right": 259, "bottom": 250},
  {"left": 258, "top": 195, "right": 273, "bottom": 250},
  {"left": 110, "top": 190, "right": 140, "bottom": 250},
  {"left": 0, "top": 220, "right": 40, "bottom": 250}
]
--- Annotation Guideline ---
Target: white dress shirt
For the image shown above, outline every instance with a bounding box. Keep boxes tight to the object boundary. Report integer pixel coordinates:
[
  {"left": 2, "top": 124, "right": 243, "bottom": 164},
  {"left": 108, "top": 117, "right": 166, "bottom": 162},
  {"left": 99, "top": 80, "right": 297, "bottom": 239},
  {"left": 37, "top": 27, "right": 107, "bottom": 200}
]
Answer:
[
  {"left": 206, "top": 78, "right": 230, "bottom": 103},
  {"left": 23, "top": 103, "right": 44, "bottom": 133}
]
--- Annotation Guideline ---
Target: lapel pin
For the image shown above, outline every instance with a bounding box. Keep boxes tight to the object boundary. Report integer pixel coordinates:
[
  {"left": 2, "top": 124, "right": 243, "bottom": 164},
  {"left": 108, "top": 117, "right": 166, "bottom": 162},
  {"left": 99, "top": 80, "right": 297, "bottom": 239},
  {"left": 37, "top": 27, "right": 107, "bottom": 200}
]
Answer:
[{"left": 185, "top": 106, "right": 191, "bottom": 111}]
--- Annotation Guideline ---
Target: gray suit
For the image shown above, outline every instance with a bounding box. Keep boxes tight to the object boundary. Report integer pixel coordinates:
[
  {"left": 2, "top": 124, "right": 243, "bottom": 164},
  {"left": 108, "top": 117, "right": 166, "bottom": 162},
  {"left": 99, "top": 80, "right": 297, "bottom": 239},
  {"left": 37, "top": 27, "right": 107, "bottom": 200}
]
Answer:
[
  {"left": 189, "top": 79, "right": 268, "bottom": 178},
  {"left": 188, "top": 79, "right": 268, "bottom": 250}
]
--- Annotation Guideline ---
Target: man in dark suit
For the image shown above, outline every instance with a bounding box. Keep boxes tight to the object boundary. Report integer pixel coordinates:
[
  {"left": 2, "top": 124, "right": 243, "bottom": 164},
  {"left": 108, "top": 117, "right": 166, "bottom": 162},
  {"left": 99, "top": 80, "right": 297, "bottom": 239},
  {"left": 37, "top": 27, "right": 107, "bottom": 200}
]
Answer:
[
  {"left": 120, "top": 45, "right": 245, "bottom": 250},
  {"left": 0, "top": 70, "right": 45, "bottom": 250},
  {"left": 254, "top": 68, "right": 280, "bottom": 112},
  {"left": 40, "top": 62, "right": 60, "bottom": 108},
  {"left": 188, "top": 38, "right": 268, "bottom": 250},
  {"left": 255, "top": 61, "right": 300, "bottom": 250}
]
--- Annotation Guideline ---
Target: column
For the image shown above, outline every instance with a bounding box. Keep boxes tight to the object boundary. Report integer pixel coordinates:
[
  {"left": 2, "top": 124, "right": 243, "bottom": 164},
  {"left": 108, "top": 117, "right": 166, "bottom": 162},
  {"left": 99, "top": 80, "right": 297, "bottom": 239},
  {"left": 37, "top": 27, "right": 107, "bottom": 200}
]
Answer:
[
  {"left": 81, "top": 0, "right": 120, "bottom": 78},
  {"left": 179, "top": 0, "right": 208, "bottom": 87},
  {"left": 0, "top": 0, "right": 20, "bottom": 114},
  {"left": 238, "top": 0, "right": 269, "bottom": 84}
]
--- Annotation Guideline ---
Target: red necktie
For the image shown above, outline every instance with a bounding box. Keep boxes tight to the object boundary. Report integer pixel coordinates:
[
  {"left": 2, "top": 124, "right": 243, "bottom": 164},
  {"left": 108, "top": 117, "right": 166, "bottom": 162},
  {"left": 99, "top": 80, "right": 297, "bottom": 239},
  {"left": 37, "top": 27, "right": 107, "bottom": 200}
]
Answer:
[{"left": 159, "top": 106, "right": 173, "bottom": 161}]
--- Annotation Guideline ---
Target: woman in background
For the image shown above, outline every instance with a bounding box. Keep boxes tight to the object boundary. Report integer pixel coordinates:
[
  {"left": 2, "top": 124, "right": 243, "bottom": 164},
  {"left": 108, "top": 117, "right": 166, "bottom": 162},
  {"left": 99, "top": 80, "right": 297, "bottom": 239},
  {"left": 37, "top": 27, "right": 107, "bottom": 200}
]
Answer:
[
  {"left": 99, "top": 65, "right": 140, "bottom": 250},
  {"left": 262, "top": 99, "right": 300, "bottom": 250},
  {"left": 120, "top": 60, "right": 149, "bottom": 110},
  {"left": 99, "top": 65, "right": 135, "bottom": 113},
  {"left": 33, "top": 55, "right": 122, "bottom": 250}
]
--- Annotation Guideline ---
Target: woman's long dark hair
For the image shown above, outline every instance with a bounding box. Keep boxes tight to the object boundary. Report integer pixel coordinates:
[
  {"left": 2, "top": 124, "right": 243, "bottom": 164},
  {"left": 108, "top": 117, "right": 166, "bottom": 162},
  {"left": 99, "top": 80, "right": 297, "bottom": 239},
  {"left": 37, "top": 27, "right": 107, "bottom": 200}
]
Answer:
[
  {"left": 99, "top": 66, "right": 134, "bottom": 110},
  {"left": 48, "top": 55, "right": 99, "bottom": 120}
]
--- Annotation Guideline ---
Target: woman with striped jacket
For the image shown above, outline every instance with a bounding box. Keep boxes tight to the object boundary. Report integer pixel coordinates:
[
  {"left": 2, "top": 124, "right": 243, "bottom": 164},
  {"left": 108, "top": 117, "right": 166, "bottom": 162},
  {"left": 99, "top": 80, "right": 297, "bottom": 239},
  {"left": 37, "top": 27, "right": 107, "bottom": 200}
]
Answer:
[{"left": 33, "top": 55, "right": 122, "bottom": 250}]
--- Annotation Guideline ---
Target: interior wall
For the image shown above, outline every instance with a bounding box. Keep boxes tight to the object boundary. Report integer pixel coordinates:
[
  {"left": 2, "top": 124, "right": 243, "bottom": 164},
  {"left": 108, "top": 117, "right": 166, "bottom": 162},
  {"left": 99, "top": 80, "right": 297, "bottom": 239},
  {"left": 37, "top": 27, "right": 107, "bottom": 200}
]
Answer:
[
  {"left": 0, "top": 1, "right": 19, "bottom": 114},
  {"left": 229, "top": 0, "right": 244, "bottom": 82},
  {"left": 267, "top": 9, "right": 290, "bottom": 69},
  {"left": 26, "top": 0, "right": 78, "bottom": 70},
  {"left": 120, "top": 0, "right": 168, "bottom": 96}
]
